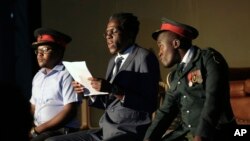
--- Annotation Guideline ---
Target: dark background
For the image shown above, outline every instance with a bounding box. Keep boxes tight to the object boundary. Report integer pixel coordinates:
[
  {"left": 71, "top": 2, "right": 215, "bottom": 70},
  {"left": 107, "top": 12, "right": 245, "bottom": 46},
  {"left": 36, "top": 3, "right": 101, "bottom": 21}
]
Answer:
[{"left": 0, "top": 0, "right": 41, "bottom": 100}]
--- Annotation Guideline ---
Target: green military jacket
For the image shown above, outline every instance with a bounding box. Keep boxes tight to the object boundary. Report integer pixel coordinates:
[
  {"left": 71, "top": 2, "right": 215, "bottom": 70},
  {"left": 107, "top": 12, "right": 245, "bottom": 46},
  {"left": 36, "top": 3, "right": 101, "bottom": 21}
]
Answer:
[{"left": 144, "top": 46, "right": 235, "bottom": 141}]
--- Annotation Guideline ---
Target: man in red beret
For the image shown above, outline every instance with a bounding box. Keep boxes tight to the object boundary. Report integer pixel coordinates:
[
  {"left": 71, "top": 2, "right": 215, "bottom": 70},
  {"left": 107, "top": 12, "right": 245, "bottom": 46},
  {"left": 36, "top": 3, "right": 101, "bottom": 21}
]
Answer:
[
  {"left": 144, "top": 18, "right": 236, "bottom": 141},
  {"left": 29, "top": 28, "right": 82, "bottom": 141}
]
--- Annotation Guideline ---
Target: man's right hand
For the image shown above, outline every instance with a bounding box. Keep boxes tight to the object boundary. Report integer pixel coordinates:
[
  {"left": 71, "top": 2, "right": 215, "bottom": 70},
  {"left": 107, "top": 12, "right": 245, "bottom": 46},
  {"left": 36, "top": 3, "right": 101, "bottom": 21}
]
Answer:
[{"left": 72, "top": 81, "right": 84, "bottom": 94}]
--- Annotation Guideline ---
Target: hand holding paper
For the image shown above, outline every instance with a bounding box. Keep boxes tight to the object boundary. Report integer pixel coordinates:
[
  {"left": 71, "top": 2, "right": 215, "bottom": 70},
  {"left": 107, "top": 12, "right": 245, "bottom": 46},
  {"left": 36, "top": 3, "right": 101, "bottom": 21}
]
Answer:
[{"left": 62, "top": 61, "right": 109, "bottom": 96}]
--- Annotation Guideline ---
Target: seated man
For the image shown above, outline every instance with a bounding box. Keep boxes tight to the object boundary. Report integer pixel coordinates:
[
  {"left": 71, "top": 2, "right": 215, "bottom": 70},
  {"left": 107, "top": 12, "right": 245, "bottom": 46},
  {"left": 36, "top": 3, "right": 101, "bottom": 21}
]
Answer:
[
  {"left": 29, "top": 28, "right": 82, "bottom": 141},
  {"left": 46, "top": 12, "right": 160, "bottom": 141},
  {"left": 144, "top": 18, "right": 236, "bottom": 141}
]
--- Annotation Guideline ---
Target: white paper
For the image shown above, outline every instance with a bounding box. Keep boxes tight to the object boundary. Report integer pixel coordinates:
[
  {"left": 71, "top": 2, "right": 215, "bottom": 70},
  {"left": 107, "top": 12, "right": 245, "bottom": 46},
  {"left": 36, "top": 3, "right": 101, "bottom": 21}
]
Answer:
[{"left": 62, "top": 61, "right": 109, "bottom": 96}]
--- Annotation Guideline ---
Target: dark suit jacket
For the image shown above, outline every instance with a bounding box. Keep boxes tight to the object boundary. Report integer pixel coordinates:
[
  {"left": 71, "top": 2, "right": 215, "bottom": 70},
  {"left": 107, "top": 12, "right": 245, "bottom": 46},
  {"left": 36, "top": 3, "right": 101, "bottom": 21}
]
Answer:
[
  {"left": 144, "top": 46, "right": 236, "bottom": 141},
  {"left": 90, "top": 45, "right": 160, "bottom": 140}
]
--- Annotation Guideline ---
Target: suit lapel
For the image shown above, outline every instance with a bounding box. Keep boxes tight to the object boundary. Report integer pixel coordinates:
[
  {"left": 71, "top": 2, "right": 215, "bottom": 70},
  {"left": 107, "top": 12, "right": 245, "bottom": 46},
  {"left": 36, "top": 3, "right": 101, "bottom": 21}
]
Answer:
[
  {"left": 109, "top": 46, "right": 139, "bottom": 83},
  {"left": 106, "top": 56, "right": 116, "bottom": 81},
  {"left": 119, "top": 46, "right": 138, "bottom": 72}
]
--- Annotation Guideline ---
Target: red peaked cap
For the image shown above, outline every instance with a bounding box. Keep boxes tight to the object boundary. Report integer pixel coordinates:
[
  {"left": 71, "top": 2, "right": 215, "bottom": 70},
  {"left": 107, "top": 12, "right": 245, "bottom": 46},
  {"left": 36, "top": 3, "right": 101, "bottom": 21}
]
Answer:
[
  {"left": 152, "top": 18, "right": 199, "bottom": 40},
  {"left": 32, "top": 27, "right": 72, "bottom": 48}
]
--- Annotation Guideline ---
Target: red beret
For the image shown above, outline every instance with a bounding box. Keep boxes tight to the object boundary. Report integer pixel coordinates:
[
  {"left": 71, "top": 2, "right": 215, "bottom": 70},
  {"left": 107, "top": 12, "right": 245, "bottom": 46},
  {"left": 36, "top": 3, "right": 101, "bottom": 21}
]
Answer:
[
  {"left": 152, "top": 18, "right": 199, "bottom": 40},
  {"left": 32, "top": 28, "right": 72, "bottom": 48}
]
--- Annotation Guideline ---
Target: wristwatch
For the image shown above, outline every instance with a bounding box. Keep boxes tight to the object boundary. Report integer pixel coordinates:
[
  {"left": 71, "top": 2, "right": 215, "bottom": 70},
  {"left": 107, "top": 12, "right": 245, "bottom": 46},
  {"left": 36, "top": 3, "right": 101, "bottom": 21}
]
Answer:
[{"left": 30, "top": 127, "right": 39, "bottom": 138}]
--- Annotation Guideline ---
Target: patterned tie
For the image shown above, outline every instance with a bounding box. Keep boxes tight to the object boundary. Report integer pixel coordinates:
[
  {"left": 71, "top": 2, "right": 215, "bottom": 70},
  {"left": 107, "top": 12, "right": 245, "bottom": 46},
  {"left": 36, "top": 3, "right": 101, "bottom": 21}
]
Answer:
[{"left": 113, "top": 57, "right": 124, "bottom": 76}]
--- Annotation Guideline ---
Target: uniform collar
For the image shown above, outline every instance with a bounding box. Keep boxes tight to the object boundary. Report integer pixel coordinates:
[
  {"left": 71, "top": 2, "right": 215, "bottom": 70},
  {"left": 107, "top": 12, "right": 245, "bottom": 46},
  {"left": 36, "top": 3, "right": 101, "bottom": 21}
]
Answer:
[{"left": 181, "top": 46, "right": 195, "bottom": 67}]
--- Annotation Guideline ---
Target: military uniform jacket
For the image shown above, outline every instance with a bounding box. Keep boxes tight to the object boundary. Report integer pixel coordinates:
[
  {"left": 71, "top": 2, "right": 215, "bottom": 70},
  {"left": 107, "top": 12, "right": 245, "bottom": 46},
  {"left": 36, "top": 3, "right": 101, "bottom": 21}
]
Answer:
[
  {"left": 89, "top": 45, "right": 160, "bottom": 140},
  {"left": 144, "top": 46, "right": 235, "bottom": 141}
]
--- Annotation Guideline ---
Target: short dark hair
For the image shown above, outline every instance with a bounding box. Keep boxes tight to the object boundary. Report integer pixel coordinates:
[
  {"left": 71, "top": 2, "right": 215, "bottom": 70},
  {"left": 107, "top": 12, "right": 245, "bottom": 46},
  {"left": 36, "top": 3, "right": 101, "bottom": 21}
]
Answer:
[{"left": 109, "top": 12, "right": 140, "bottom": 40}]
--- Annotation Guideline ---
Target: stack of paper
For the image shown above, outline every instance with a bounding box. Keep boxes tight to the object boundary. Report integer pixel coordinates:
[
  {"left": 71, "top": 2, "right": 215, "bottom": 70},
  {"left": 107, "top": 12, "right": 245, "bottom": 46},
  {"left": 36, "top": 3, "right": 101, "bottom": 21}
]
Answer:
[{"left": 62, "top": 61, "right": 108, "bottom": 96}]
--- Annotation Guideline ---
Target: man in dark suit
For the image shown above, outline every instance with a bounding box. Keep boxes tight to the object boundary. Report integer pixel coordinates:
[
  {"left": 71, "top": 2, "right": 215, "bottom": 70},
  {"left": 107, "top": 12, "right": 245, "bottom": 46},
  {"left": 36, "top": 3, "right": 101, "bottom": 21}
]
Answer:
[
  {"left": 46, "top": 12, "right": 160, "bottom": 141},
  {"left": 144, "top": 18, "right": 236, "bottom": 141}
]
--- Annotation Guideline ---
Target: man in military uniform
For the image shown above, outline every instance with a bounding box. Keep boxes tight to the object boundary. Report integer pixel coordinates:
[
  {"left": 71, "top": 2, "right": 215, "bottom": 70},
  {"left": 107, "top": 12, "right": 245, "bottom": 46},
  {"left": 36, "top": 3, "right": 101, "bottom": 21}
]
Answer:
[{"left": 144, "top": 18, "right": 236, "bottom": 141}]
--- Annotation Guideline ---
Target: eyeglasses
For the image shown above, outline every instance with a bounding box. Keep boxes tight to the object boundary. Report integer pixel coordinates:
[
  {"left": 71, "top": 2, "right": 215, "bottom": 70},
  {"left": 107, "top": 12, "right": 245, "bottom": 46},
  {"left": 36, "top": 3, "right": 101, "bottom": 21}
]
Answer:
[
  {"left": 34, "top": 47, "right": 52, "bottom": 55},
  {"left": 103, "top": 28, "right": 121, "bottom": 38}
]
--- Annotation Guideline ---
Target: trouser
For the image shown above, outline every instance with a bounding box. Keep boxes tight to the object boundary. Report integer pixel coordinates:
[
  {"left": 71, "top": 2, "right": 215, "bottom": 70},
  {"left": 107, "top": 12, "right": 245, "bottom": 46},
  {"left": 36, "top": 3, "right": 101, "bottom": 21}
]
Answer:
[
  {"left": 45, "top": 128, "right": 142, "bottom": 141},
  {"left": 161, "top": 121, "right": 237, "bottom": 141},
  {"left": 30, "top": 127, "right": 79, "bottom": 141}
]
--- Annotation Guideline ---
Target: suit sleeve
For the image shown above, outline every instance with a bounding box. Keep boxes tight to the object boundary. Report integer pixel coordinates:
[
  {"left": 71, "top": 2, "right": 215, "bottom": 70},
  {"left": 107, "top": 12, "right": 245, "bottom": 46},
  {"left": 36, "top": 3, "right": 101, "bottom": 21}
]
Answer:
[{"left": 88, "top": 95, "right": 108, "bottom": 110}]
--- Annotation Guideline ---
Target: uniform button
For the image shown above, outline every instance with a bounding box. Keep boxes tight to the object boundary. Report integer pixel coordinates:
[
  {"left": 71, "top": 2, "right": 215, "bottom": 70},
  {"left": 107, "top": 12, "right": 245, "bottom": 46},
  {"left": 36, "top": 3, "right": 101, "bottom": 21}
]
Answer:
[
  {"left": 188, "top": 124, "right": 192, "bottom": 128},
  {"left": 183, "top": 95, "right": 186, "bottom": 98},
  {"left": 178, "top": 81, "right": 181, "bottom": 84},
  {"left": 111, "top": 108, "right": 114, "bottom": 112},
  {"left": 186, "top": 110, "right": 190, "bottom": 113}
]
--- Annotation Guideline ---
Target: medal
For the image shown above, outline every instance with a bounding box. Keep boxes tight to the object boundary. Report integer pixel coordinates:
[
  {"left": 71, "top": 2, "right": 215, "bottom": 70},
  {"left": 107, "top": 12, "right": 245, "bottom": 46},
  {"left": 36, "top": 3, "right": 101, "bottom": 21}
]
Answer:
[
  {"left": 187, "top": 69, "right": 203, "bottom": 87},
  {"left": 189, "top": 81, "right": 193, "bottom": 87}
]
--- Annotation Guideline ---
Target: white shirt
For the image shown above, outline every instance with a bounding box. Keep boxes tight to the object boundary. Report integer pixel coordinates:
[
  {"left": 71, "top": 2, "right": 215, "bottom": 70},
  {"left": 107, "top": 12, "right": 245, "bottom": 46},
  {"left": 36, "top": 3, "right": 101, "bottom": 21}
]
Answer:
[
  {"left": 30, "top": 64, "right": 82, "bottom": 128},
  {"left": 181, "top": 46, "right": 195, "bottom": 69},
  {"left": 112, "top": 45, "right": 134, "bottom": 75}
]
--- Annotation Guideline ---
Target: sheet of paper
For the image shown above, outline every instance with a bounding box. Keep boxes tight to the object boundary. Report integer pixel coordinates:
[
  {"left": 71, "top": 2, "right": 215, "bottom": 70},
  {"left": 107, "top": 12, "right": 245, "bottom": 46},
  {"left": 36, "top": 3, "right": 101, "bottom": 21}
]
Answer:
[{"left": 62, "top": 61, "right": 109, "bottom": 96}]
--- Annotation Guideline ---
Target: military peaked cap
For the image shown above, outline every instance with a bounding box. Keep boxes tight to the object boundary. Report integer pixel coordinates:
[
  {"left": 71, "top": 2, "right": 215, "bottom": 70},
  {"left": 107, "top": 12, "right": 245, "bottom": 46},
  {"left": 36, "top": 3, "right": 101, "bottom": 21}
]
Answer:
[
  {"left": 32, "top": 27, "right": 72, "bottom": 48},
  {"left": 152, "top": 18, "right": 199, "bottom": 40}
]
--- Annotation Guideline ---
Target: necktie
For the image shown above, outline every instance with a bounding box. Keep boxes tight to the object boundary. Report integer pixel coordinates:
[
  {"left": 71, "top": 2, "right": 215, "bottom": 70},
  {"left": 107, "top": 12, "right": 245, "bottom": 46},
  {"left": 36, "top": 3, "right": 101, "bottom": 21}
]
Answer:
[
  {"left": 177, "top": 62, "right": 185, "bottom": 75},
  {"left": 113, "top": 57, "right": 124, "bottom": 76}
]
